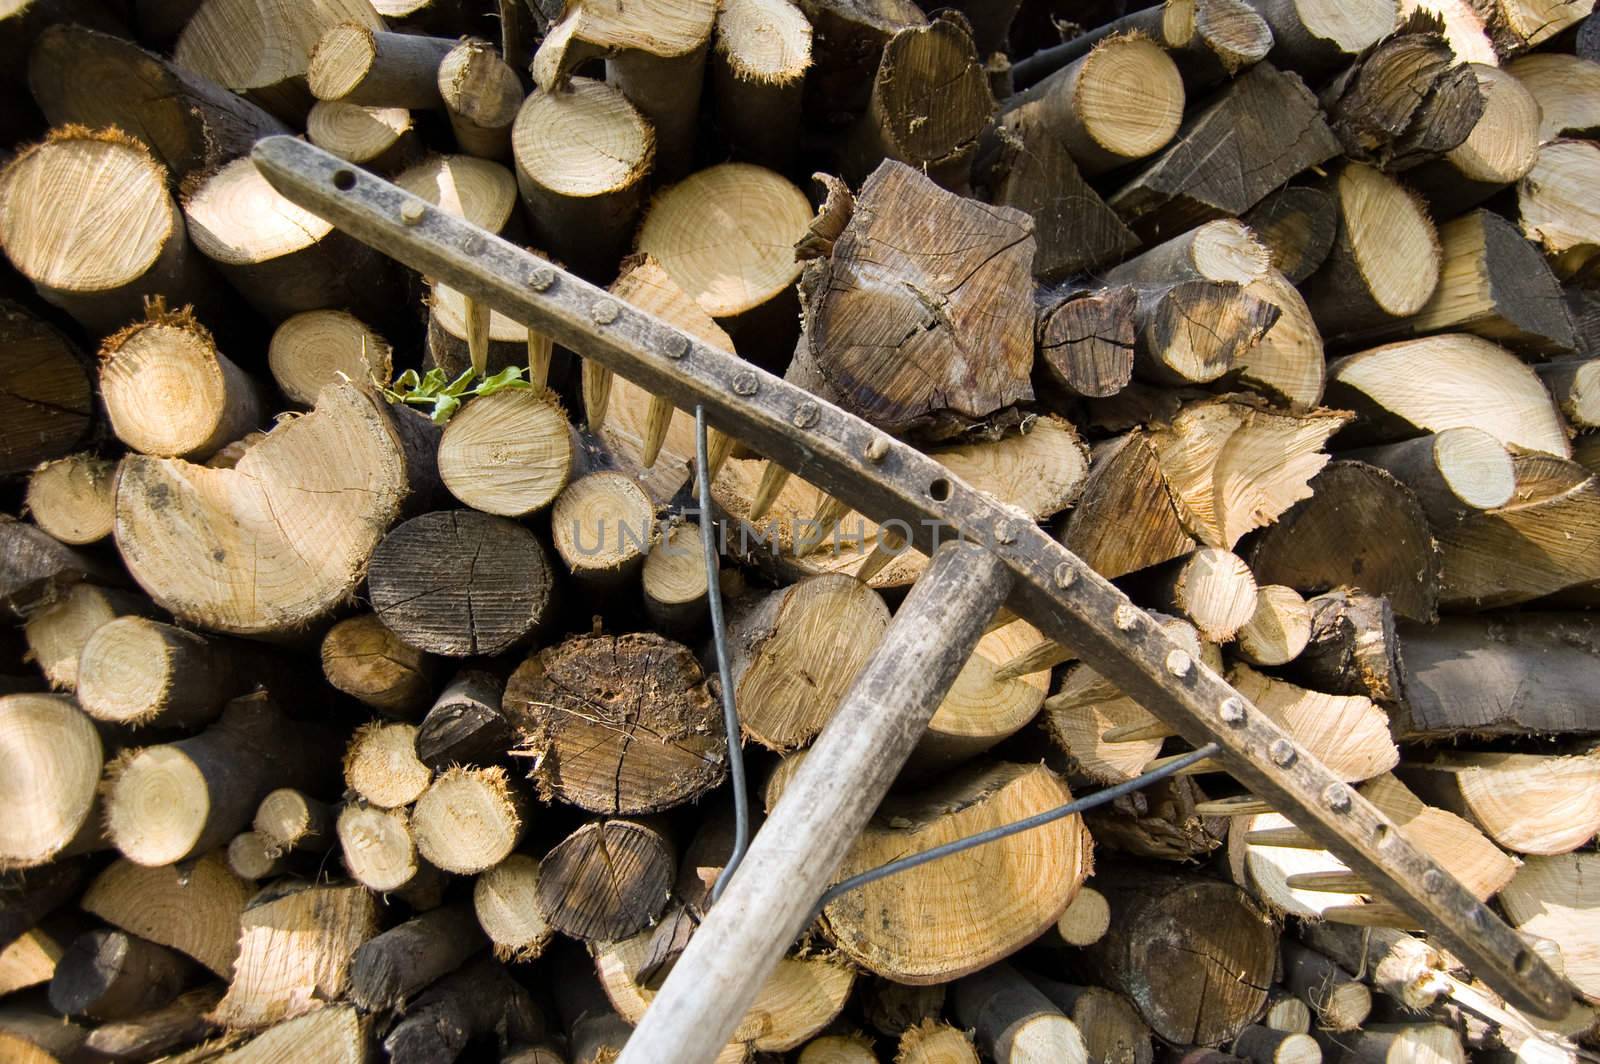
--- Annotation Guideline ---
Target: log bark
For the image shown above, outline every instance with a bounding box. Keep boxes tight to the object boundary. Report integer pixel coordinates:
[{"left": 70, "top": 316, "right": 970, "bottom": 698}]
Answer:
[
  {"left": 1036, "top": 286, "right": 1136, "bottom": 400},
  {"left": 1347, "top": 428, "right": 1517, "bottom": 530},
  {"left": 307, "top": 25, "right": 456, "bottom": 109},
  {"left": 368, "top": 509, "right": 555, "bottom": 657},
  {"left": 0, "top": 129, "right": 220, "bottom": 334},
  {"left": 1242, "top": 187, "right": 1338, "bottom": 285},
  {"left": 0, "top": 860, "right": 84, "bottom": 953},
  {"left": 0, "top": 301, "right": 94, "bottom": 477},
  {"left": 21, "top": 584, "right": 149, "bottom": 691},
  {"left": 349, "top": 904, "right": 485, "bottom": 1012},
  {"left": 268, "top": 309, "right": 392, "bottom": 407},
  {"left": 1084, "top": 868, "right": 1278, "bottom": 1047},
  {"left": 384, "top": 955, "right": 545, "bottom": 1064},
  {"left": 1280, "top": 941, "right": 1372, "bottom": 1032},
  {"left": 506, "top": 632, "right": 727, "bottom": 815},
  {"left": 28, "top": 25, "right": 289, "bottom": 179},
  {"left": 81, "top": 853, "right": 252, "bottom": 978},
  {"left": 411, "top": 766, "right": 527, "bottom": 875},
  {"left": 76, "top": 616, "right": 280, "bottom": 729},
  {"left": 711, "top": 0, "right": 813, "bottom": 170},
  {"left": 1287, "top": 590, "right": 1401, "bottom": 703},
  {"left": 0, "top": 694, "right": 103, "bottom": 870},
  {"left": 104, "top": 693, "right": 337, "bottom": 867},
  {"left": 797, "top": 160, "right": 1035, "bottom": 441},
  {"left": 1131, "top": 280, "right": 1279, "bottom": 386},
  {"left": 414, "top": 670, "right": 510, "bottom": 770},
  {"left": 1537, "top": 358, "right": 1600, "bottom": 429},
  {"left": 1248, "top": 0, "right": 1398, "bottom": 78},
  {"left": 1407, "top": 65, "right": 1541, "bottom": 216},
  {"left": 47, "top": 929, "right": 192, "bottom": 1021},
  {"left": 950, "top": 962, "right": 1088, "bottom": 1064},
  {"left": 320, "top": 614, "right": 438, "bottom": 720},
  {"left": 1108, "top": 62, "right": 1341, "bottom": 241},
  {"left": 438, "top": 39, "right": 522, "bottom": 160},
  {"left": 1, "top": 516, "right": 124, "bottom": 619}
]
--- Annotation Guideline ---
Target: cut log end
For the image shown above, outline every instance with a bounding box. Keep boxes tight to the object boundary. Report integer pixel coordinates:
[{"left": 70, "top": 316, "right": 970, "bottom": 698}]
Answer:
[
  {"left": 474, "top": 854, "right": 552, "bottom": 961},
  {"left": 412, "top": 765, "right": 525, "bottom": 874},
  {"left": 343, "top": 721, "right": 432, "bottom": 809},
  {"left": 439, "top": 388, "right": 573, "bottom": 517},
  {"left": 25, "top": 454, "right": 117, "bottom": 545},
  {"left": 0, "top": 694, "right": 102, "bottom": 870},
  {"left": 550, "top": 471, "right": 656, "bottom": 581},
  {"left": 268, "top": 310, "right": 392, "bottom": 406},
  {"left": 1076, "top": 36, "right": 1187, "bottom": 167}
]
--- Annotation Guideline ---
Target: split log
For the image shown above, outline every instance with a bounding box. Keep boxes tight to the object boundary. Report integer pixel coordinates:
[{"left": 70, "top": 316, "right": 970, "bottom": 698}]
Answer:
[
  {"left": 22, "top": 584, "right": 148, "bottom": 691},
  {"left": 1318, "top": 1023, "right": 1465, "bottom": 1064},
  {"left": 1108, "top": 62, "right": 1341, "bottom": 241},
  {"left": 1248, "top": 0, "right": 1398, "bottom": 76},
  {"left": 49, "top": 928, "right": 188, "bottom": 1022},
  {"left": 1475, "top": 0, "right": 1592, "bottom": 52},
  {"left": 1083, "top": 774, "right": 1228, "bottom": 862},
  {"left": 550, "top": 471, "right": 656, "bottom": 589},
  {"left": 1347, "top": 428, "right": 1516, "bottom": 528},
  {"left": 25, "top": 455, "right": 116, "bottom": 546},
  {"left": 1434, "top": 451, "right": 1600, "bottom": 607},
  {"left": 538, "top": 818, "right": 674, "bottom": 942},
  {"left": 642, "top": 523, "right": 712, "bottom": 633},
  {"left": 426, "top": 281, "right": 538, "bottom": 377},
  {"left": 725, "top": 574, "right": 891, "bottom": 750},
  {"left": 0, "top": 915, "right": 79, "bottom": 996},
  {"left": 28, "top": 25, "right": 289, "bottom": 178},
  {"left": 368, "top": 509, "right": 555, "bottom": 657},
  {"left": 268, "top": 310, "right": 391, "bottom": 407},
  {"left": 1389, "top": 613, "right": 1600, "bottom": 739},
  {"left": 439, "top": 389, "right": 572, "bottom": 518},
  {"left": 899, "top": 1020, "right": 980, "bottom": 1064},
  {"left": 76, "top": 617, "right": 277, "bottom": 728},
  {"left": 1132, "top": 281, "right": 1280, "bottom": 386},
  {"left": 1318, "top": 13, "right": 1482, "bottom": 171},
  {"left": 384, "top": 955, "right": 544, "bottom": 1064},
  {"left": 950, "top": 962, "right": 1088, "bottom": 1064},
  {"left": 1537, "top": 359, "right": 1600, "bottom": 429},
  {"left": 0, "top": 302, "right": 94, "bottom": 476},
  {"left": 982, "top": 110, "right": 1139, "bottom": 282},
  {"left": 1407, "top": 65, "right": 1541, "bottom": 216},
  {"left": 412, "top": 766, "right": 526, "bottom": 875},
  {"left": 1518, "top": 139, "right": 1600, "bottom": 280},
  {"left": 1236, "top": 585, "right": 1312, "bottom": 667},
  {"left": 1001, "top": 35, "right": 1185, "bottom": 177},
  {"left": 506, "top": 632, "right": 727, "bottom": 814},
  {"left": 1499, "top": 853, "right": 1600, "bottom": 1004},
  {"left": 1326, "top": 335, "right": 1569, "bottom": 456},
  {"left": 307, "top": 25, "right": 455, "bottom": 109},
  {"left": 794, "top": 161, "right": 1034, "bottom": 440},
  {"left": 843, "top": 16, "right": 995, "bottom": 186},
  {"left": 348, "top": 904, "right": 485, "bottom": 1012},
  {"left": 437, "top": 39, "right": 522, "bottom": 160},
  {"left": 253, "top": 788, "right": 333, "bottom": 854},
  {"left": 217, "top": 1003, "right": 368, "bottom": 1063},
  {"left": 711, "top": 0, "right": 813, "bottom": 170},
  {"left": 1399, "top": 750, "right": 1600, "bottom": 856},
  {"left": 1085, "top": 870, "right": 1278, "bottom": 1046},
  {"left": 1, "top": 516, "right": 126, "bottom": 618},
  {"left": 511, "top": 77, "right": 654, "bottom": 279},
  {"left": 183, "top": 155, "right": 390, "bottom": 320},
  {"left": 1506, "top": 53, "right": 1600, "bottom": 141},
  {"left": 1027, "top": 978, "right": 1153, "bottom": 1064},
  {"left": 1359, "top": 773, "right": 1516, "bottom": 900},
  {"left": 83, "top": 986, "right": 220, "bottom": 1061},
  {"left": 343, "top": 721, "right": 431, "bottom": 809},
  {"left": 173, "top": 0, "right": 383, "bottom": 119},
  {"left": 1226, "top": 666, "right": 1398, "bottom": 782},
  {"left": 0, "top": 694, "right": 103, "bottom": 869},
  {"left": 907, "top": 615, "right": 1050, "bottom": 773},
  {"left": 415, "top": 670, "right": 510, "bottom": 770},
  {"left": 1287, "top": 589, "right": 1400, "bottom": 704},
  {"left": 105, "top": 693, "right": 337, "bottom": 867},
  {"left": 320, "top": 614, "right": 438, "bottom": 719},
  {"left": 1243, "top": 187, "right": 1339, "bottom": 285},
  {"left": 336, "top": 803, "right": 433, "bottom": 894},
  {"left": 1280, "top": 941, "right": 1371, "bottom": 1032},
  {"left": 820, "top": 761, "right": 1088, "bottom": 983},
  {"left": 1304, "top": 162, "right": 1440, "bottom": 338},
  {"left": 81, "top": 853, "right": 251, "bottom": 977},
  {"left": 1059, "top": 430, "right": 1196, "bottom": 580},
  {"left": 306, "top": 100, "right": 419, "bottom": 173},
  {"left": 1036, "top": 286, "right": 1136, "bottom": 400},
  {"left": 474, "top": 854, "right": 552, "bottom": 961},
  {"left": 1332, "top": 210, "right": 1576, "bottom": 356},
  {"left": 0, "top": 128, "right": 218, "bottom": 334}
]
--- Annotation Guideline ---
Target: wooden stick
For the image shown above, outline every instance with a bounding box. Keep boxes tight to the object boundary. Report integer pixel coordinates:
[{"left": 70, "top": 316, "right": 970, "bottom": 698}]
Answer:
[
  {"left": 307, "top": 100, "right": 419, "bottom": 173},
  {"left": 614, "top": 542, "right": 1008, "bottom": 1063},
  {"left": 349, "top": 904, "right": 485, "bottom": 1012},
  {"left": 1280, "top": 940, "right": 1372, "bottom": 1032}
]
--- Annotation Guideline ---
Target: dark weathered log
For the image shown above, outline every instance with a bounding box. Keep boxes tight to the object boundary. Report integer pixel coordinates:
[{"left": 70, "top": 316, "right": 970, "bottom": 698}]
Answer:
[
  {"left": 48, "top": 929, "right": 193, "bottom": 1021},
  {"left": 794, "top": 0, "right": 926, "bottom": 125},
  {"left": 0, "top": 301, "right": 94, "bottom": 477},
  {"left": 1058, "top": 431, "right": 1196, "bottom": 581},
  {"left": 384, "top": 955, "right": 545, "bottom": 1064},
  {"left": 537, "top": 818, "right": 675, "bottom": 942},
  {"left": 505, "top": 632, "right": 727, "bottom": 815},
  {"left": 950, "top": 961, "right": 1087, "bottom": 1064},
  {"left": 1287, "top": 589, "right": 1401, "bottom": 704},
  {"left": 1036, "top": 286, "right": 1137, "bottom": 400},
  {"left": 1083, "top": 776, "right": 1229, "bottom": 862},
  {"left": 1, "top": 518, "right": 122, "bottom": 620},
  {"left": 1280, "top": 941, "right": 1372, "bottom": 1033},
  {"left": 0, "top": 861, "right": 84, "bottom": 954},
  {"left": 1108, "top": 62, "right": 1341, "bottom": 241},
  {"left": 368, "top": 510, "right": 556, "bottom": 657},
  {"left": 1242, "top": 187, "right": 1339, "bottom": 285},
  {"left": 415, "top": 670, "right": 511, "bottom": 770},
  {"left": 1132, "top": 280, "right": 1279, "bottom": 386},
  {"left": 83, "top": 986, "right": 221, "bottom": 1061},
  {"left": 349, "top": 904, "right": 485, "bottom": 1012}
]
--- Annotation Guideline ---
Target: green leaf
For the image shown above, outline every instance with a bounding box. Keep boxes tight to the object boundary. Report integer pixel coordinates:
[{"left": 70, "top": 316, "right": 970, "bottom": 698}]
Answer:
[
  {"left": 475, "top": 366, "right": 529, "bottom": 395},
  {"left": 431, "top": 394, "right": 461, "bottom": 422}
]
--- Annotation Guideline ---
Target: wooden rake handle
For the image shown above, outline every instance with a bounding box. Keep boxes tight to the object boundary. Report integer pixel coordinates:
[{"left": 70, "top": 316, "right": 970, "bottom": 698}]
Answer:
[{"left": 251, "top": 136, "right": 1573, "bottom": 1025}]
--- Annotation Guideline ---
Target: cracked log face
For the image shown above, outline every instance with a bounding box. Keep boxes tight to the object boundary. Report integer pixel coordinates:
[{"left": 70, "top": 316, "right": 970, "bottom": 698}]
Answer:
[
  {"left": 113, "top": 383, "right": 435, "bottom": 636},
  {"left": 504, "top": 632, "right": 728, "bottom": 815},
  {"left": 800, "top": 160, "right": 1036, "bottom": 441}
]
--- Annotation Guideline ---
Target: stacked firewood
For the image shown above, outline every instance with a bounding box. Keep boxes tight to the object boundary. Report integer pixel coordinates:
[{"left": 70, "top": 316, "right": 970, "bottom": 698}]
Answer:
[{"left": 3, "top": 0, "right": 1600, "bottom": 1060}]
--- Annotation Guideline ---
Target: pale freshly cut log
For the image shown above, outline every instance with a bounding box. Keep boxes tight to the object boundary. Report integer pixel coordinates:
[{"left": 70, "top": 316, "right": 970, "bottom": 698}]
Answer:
[
  {"left": 213, "top": 883, "right": 377, "bottom": 1030},
  {"left": 898, "top": 1020, "right": 980, "bottom": 1064},
  {"left": 1029, "top": 979, "right": 1153, "bottom": 1064},
  {"left": 549, "top": 471, "right": 656, "bottom": 589},
  {"left": 0, "top": 694, "right": 102, "bottom": 870},
  {"left": 1347, "top": 428, "right": 1516, "bottom": 527},
  {"left": 951, "top": 962, "right": 1088, "bottom": 1064},
  {"left": 1398, "top": 0, "right": 1497, "bottom": 64},
  {"left": 908, "top": 616, "right": 1050, "bottom": 774},
  {"left": 1249, "top": 0, "right": 1399, "bottom": 76},
  {"left": 1326, "top": 334, "right": 1569, "bottom": 457},
  {"left": 1147, "top": 397, "right": 1348, "bottom": 550},
  {"left": 25, "top": 455, "right": 117, "bottom": 546},
  {"left": 1319, "top": 1024, "right": 1465, "bottom": 1064},
  {"left": 439, "top": 389, "right": 572, "bottom": 517},
  {"left": 81, "top": 853, "right": 251, "bottom": 977},
  {"left": 1538, "top": 358, "right": 1600, "bottom": 430},
  {"left": 412, "top": 766, "right": 526, "bottom": 875},
  {"left": 797, "top": 1034, "right": 876, "bottom": 1063},
  {"left": 307, "top": 25, "right": 456, "bottom": 109},
  {"left": 336, "top": 804, "right": 428, "bottom": 894},
  {"left": 1104, "top": 218, "right": 1272, "bottom": 288},
  {"left": 0, "top": 919, "right": 74, "bottom": 997},
  {"left": 22, "top": 584, "right": 147, "bottom": 691},
  {"left": 1230, "top": 811, "right": 1369, "bottom": 919},
  {"left": 1407, "top": 64, "right": 1541, "bottom": 216},
  {"left": 1055, "top": 886, "right": 1112, "bottom": 947},
  {"left": 254, "top": 788, "right": 332, "bottom": 854},
  {"left": 474, "top": 854, "right": 552, "bottom": 961},
  {"left": 1518, "top": 139, "right": 1600, "bottom": 280},
  {"left": 595, "top": 931, "right": 855, "bottom": 1052},
  {"left": 1142, "top": 547, "right": 1259, "bottom": 643},
  {"left": 1281, "top": 941, "right": 1371, "bottom": 1032},
  {"left": 643, "top": 523, "right": 711, "bottom": 633},
  {"left": 1500, "top": 853, "right": 1600, "bottom": 1005},
  {"left": 1399, "top": 750, "right": 1600, "bottom": 856},
  {"left": 307, "top": 100, "right": 418, "bottom": 173},
  {"left": 1358, "top": 773, "right": 1516, "bottom": 900},
  {"left": 227, "top": 832, "right": 286, "bottom": 880},
  {"left": 1507, "top": 53, "right": 1600, "bottom": 141},
  {"left": 1229, "top": 665, "right": 1399, "bottom": 782},
  {"left": 1236, "top": 584, "right": 1313, "bottom": 667},
  {"left": 1480, "top": 0, "right": 1594, "bottom": 51},
  {"left": 343, "top": 721, "right": 431, "bottom": 809},
  {"left": 438, "top": 38, "right": 524, "bottom": 160},
  {"left": 1238, "top": 270, "right": 1328, "bottom": 411},
  {"left": 76, "top": 616, "right": 277, "bottom": 728},
  {"left": 114, "top": 383, "right": 439, "bottom": 636},
  {"left": 217, "top": 1004, "right": 367, "bottom": 1064},
  {"left": 712, "top": 0, "right": 813, "bottom": 170},
  {"left": 820, "top": 761, "right": 1088, "bottom": 983},
  {"left": 268, "top": 310, "right": 392, "bottom": 406},
  {"left": 396, "top": 152, "right": 520, "bottom": 235}
]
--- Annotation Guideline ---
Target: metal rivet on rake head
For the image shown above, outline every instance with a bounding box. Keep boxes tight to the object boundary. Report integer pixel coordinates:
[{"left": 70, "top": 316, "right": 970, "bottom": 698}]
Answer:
[
  {"left": 1269, "top": 739, "right": 1297, "bottom": 766},
  {"left": 1467, "top": 905, "right": 1487, "bottom": 930},
  {"left": 663, "top": 334, "right": 690, "bottom": 359},
  {"left": 1422, "top": 868, "right": 1445, "bottom": 892},
  {"left": 529, "top": 267, "right": 556, "bottom": 291},
  {"left": 1166, "top": 649, "right": 1192, "bottom": 677},
  {"left": 1323, "top": 783, "right": 1352, "bottom": 812},
  {"left": 1219, "top": 697, "right": 1246, "bottom": 724},
  {"left": 591, "top": 299, "right": 619, "bottom": 324},
  {"left": 1114, "top": 604, "right": 1139, "bottom": 631},
  {"left": 792, "top": 401, "right": 820, "bottom": 429},
  {"left": 462, "top": 233, "right": 485, "bottom": 255},
  {"left": 733, "top": 371, "right": 759, "bottom": 396},
  {"left": 400, "top": 201, "right": 426, "bottom": 225},
  {"left": 864, "top": 437, "right": 890, "bottom": 462},
  {"left": 1054, "top": 562, "right": 1076, "bottom": 588},
  {"left": 993, "top": 520, "right": 1017, "bottom": 545}
]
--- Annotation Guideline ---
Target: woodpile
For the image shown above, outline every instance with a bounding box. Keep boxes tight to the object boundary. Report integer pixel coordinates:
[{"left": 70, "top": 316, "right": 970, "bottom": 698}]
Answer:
[{"left": 2, "top": 0, "right": 1600, "bottom": 1062}]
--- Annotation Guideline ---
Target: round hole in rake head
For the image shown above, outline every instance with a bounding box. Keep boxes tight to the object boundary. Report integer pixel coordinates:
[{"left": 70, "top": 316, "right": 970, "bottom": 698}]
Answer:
[
  {"left": 332, "top": 169, "right": 357, "bottom": 191},
  {"left": 928, "top": 477, "right": 952, "bottom": 502},
  {"left": 1515, "top": 950, "right": 1536, "bottom": 976},
  {"left": 1372, "top": 822, "right": 1390, "bottom": 844}
]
